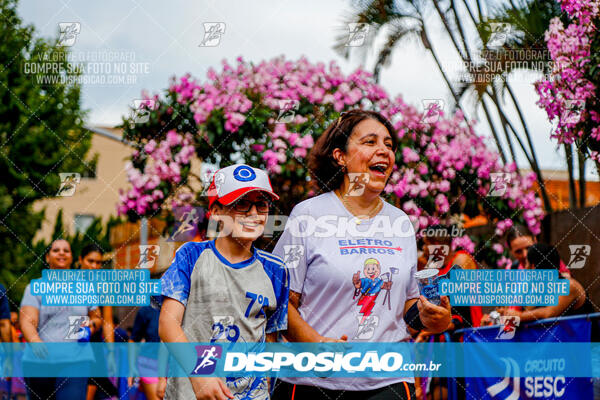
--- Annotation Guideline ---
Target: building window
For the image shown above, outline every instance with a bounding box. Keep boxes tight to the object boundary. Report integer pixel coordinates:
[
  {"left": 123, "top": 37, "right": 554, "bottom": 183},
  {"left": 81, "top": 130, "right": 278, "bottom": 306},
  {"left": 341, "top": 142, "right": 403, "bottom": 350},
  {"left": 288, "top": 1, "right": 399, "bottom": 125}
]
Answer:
[{"left": 74, "top": 214, "right": 95, "bottom": 234}]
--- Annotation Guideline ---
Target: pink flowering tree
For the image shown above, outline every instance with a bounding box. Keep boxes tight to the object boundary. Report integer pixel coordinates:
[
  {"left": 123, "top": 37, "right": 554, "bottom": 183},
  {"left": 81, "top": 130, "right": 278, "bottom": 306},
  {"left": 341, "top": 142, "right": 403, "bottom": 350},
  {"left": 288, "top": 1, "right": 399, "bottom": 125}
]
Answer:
[
  {"left": 118, "top": 56, "right": 543, "bottom": 267},
  {"left": 535, "top": 0, "right": 600, "bottom": 172}
]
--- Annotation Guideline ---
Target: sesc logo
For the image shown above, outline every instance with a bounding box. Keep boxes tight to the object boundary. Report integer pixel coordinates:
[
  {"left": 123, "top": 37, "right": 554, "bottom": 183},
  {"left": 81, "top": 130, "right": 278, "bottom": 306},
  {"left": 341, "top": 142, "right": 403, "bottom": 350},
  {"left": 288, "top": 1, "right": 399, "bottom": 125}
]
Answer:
[
  {"left": 524, "top": 376, "right": 566, "bottom": 398},
  {"left": 486, "top": 357, "right": 520, "bottom": 399},
  {"left": 192, "top": 345, "right": 223, "bottom": 375}
]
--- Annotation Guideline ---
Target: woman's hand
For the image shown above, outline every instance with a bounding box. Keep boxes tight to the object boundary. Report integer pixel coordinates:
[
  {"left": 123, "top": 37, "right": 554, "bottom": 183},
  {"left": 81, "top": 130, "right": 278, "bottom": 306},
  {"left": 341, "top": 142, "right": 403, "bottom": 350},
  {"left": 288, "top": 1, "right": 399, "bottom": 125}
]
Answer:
[
  {"left": 127, "top": 364, "right": 139, "bottom": 388},
  {"left": 30, "top": 339, "right": 48, "bottom": 359},
  {"left": 157, "top": 377, "right": 167, "bottom": 400},
  {"left": 189, "top": 376, "right": 234, "bottom": 400},
  {"left": 417, "top": 296, "right": 451, "bottom": 334},
  {"left": 414, "top": 330, "right": 432, "bottom": 343},
  {"left": 106, "top": 350, "right": 117, "bottom": 376}
]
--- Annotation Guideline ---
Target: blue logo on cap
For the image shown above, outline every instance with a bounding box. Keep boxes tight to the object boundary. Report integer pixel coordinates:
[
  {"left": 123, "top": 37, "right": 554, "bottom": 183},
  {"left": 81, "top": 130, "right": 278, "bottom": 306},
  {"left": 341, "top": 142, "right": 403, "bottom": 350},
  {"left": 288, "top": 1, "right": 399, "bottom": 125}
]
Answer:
[{"left": 233, "top": 166, "right": 256, "bottom": 182}]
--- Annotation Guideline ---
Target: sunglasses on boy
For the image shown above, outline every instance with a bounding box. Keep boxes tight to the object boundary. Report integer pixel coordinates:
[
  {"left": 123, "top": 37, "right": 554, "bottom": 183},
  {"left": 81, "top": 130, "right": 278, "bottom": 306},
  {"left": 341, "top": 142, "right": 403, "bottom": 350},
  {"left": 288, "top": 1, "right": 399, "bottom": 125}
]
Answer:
[{"left": 230, "top": 197, "right": 271, "bottom": 213}]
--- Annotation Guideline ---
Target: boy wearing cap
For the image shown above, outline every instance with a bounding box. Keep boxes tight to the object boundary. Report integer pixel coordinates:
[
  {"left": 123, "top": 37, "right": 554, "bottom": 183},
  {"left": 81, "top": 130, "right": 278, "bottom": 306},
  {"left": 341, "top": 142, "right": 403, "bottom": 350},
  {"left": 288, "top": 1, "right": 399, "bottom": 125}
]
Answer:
[{"left": 158, "top": 164, "right": 289, "bottom": 400}]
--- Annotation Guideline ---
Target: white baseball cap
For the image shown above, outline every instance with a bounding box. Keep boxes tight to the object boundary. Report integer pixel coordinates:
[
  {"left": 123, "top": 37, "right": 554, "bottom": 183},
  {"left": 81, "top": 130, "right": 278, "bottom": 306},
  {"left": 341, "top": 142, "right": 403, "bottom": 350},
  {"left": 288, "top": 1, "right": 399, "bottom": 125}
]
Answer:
[{"left": 207, "top": 164, "right": 279, "bottom": 208}]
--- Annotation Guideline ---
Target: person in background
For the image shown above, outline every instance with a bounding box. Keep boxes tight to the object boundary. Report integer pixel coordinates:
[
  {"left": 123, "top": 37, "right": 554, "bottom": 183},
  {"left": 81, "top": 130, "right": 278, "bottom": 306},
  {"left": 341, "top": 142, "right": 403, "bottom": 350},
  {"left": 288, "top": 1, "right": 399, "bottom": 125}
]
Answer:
[
  {"left": 420, "top": 225, "right": 481, "bottom": 331},
  {"left": 502, "top": 243, "right": 593, "bottom": 322},
  {"left": 8, "top": 311, "right": 27, "bottom": 400},
  {"left": 1, "top": 282, "right": 12, "bottom": 392},
  {"left": 10, "top": 311, "right": 22, "bottom": 342},
  {"left": 505, "top": 226, "right": 570, "bottom": 277},
  {"left": 420, "top": 225, "right": 477, "bottom": 272},
  {"left": 20, "top": 239, "right": 102, "bottom": 400},
  {"left": 417, "top": 226, "right": 479, "bottom": 400},
  {"left": 129, "top": 305, "right": 161, "bottom": 400},
  {"left": 0, "top": 283, "right": 11, "bottom": 343},
  {"left": 79, "top": 244, "right": 118, "bottom": 400},
  {"left": 481, "top": 229, "right": 572, "bottom": 326}
]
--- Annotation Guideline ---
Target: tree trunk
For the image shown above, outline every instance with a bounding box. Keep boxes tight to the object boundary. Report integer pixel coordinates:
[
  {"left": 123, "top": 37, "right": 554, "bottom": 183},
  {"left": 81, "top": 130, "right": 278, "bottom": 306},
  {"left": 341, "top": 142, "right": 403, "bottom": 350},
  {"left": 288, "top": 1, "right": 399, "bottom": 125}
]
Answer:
[
  {"left": 481, "top": 97, "right": 507, "bottom": 163},
  {"left": 504, "top": 82, "right": 552, "bottom": 210},
  {"left": 490, "top": 88, "right": 518, "bottom": 166},
  {"left": 564, "top": 143, "right": 577, "bottom": 209},
  {"left": 420, "top": 28, "right": 466, "bottom": 118},
  {"left": 577, "top": 144, "right": 586, "bottom": 208},
  {"left": 505, "top": 83, "right": 541, "bottom": 173},
  {"left": 432, "top": 0, "right": 468, "bottom": 62}
]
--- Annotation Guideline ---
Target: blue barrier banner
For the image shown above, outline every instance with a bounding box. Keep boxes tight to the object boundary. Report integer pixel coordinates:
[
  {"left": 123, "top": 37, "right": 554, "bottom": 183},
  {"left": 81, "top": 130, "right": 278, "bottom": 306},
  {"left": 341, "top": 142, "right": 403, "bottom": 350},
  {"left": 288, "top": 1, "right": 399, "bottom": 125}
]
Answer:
[
  {"left": 463, "top": 316, "right": 594, "bottom": 399},
  {"left": 1, "top": 342, "right": 599, "bottom": 378}
]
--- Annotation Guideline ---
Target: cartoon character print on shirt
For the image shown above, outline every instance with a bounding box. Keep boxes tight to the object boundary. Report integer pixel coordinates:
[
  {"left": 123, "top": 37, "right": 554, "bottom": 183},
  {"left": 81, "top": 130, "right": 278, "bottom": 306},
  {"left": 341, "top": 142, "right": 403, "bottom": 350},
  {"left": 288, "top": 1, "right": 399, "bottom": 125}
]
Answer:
[{"left": 352, "top": 258, "right": 398, "bottom": 339}]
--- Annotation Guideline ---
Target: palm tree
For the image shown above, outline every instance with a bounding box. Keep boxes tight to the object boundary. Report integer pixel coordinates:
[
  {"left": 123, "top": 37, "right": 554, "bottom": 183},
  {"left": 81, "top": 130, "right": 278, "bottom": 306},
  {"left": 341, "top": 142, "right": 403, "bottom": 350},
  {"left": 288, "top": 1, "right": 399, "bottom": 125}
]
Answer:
[{"left": 335, "top": 0, "right": 565, "bottom": 211}]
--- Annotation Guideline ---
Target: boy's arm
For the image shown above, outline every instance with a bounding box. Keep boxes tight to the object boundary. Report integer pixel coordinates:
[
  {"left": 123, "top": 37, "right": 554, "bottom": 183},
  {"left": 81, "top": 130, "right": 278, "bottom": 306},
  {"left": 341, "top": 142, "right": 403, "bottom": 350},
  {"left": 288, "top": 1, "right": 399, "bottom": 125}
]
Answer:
[
  {"left": 128, "top": 308, "right": 145, "bottom": 381},
  {"left": 159, "top": 297, "right": 233, "bottom": 400},
  {"left": 266, "top": 333, "right": 277, "bottom": 342},
  {"left": 265, "top": 332, "right": 278, "bottom": 391}
]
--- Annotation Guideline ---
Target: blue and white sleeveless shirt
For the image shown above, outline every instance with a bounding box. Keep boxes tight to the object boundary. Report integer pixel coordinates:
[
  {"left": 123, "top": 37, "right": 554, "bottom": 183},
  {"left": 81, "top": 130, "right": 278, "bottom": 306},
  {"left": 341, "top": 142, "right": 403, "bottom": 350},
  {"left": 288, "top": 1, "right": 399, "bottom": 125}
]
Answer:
[{"left": 161, "top": 240, "right": 289, "bottom": 400}]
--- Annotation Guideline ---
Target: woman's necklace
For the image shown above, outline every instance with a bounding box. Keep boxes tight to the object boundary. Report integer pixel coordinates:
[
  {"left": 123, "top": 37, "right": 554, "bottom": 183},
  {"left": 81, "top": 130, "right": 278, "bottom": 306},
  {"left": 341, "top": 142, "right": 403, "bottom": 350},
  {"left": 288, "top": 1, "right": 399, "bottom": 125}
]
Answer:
[{"left": 336, "top": 189, "right": 383, "bottom": 225}]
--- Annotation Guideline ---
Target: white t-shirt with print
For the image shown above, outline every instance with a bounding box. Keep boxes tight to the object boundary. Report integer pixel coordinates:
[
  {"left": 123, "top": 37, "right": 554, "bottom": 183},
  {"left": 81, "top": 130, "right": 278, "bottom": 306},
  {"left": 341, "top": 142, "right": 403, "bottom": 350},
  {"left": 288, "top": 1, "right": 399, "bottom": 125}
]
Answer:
[{"left": 273, "top": 191, "right": 420, "bottom": 391}]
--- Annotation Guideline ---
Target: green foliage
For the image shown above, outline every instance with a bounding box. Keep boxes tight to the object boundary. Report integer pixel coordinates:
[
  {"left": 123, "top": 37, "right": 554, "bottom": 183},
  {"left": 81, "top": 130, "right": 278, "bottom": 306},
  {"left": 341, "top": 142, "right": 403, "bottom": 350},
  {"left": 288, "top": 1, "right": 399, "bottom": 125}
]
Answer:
[{"left": 0, "top": 0, "right": 93, "bottom": 306}]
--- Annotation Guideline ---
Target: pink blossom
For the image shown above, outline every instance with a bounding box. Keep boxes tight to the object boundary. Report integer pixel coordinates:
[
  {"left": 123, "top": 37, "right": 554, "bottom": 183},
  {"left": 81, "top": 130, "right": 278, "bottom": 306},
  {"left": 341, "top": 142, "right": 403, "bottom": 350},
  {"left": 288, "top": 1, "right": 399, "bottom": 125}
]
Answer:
[
  {"left": 120, "top": 56, "right": 545, "bottom": 259},
  {"left": 293, "top": 147, "right": 307, "bottom": 158},
  {"left": 144, "top": 140, "right": 157, "bottom": 154},
  {"left": 402, "top": 147, "right": 420, "bottom": 163},
  {"left": 435, "top": 193, "right": 450, "bottom": 213},
  {"left": 166, "top": 130, "right": 182, "bottom": 147},
  {"left": 497, "top": 256, "right": 513, "bottom": 269},
  {"left": 452, "top": 235, "right": 475, "bottom": 253},
  {"left": 492, "top": 243, "right": 504, "bottom": 254}
]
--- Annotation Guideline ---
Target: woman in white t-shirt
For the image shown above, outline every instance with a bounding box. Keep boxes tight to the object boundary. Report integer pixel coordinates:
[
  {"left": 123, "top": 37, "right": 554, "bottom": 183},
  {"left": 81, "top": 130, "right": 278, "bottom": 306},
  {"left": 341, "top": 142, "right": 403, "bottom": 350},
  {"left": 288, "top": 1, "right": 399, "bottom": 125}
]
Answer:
[
  {"left": 272, "top": 110, "right": 451, "bottom": 399},
  {"left": 20, "top": 239, "right": 102, "bottom": 400}
]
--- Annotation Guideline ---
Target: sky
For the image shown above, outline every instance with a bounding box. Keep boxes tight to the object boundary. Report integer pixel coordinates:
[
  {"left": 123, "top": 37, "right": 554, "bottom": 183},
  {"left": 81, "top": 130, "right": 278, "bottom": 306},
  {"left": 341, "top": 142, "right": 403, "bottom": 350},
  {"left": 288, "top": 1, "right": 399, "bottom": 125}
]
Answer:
[{"left": 17, "top": 0, "right": 597, "bottom": 180}]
